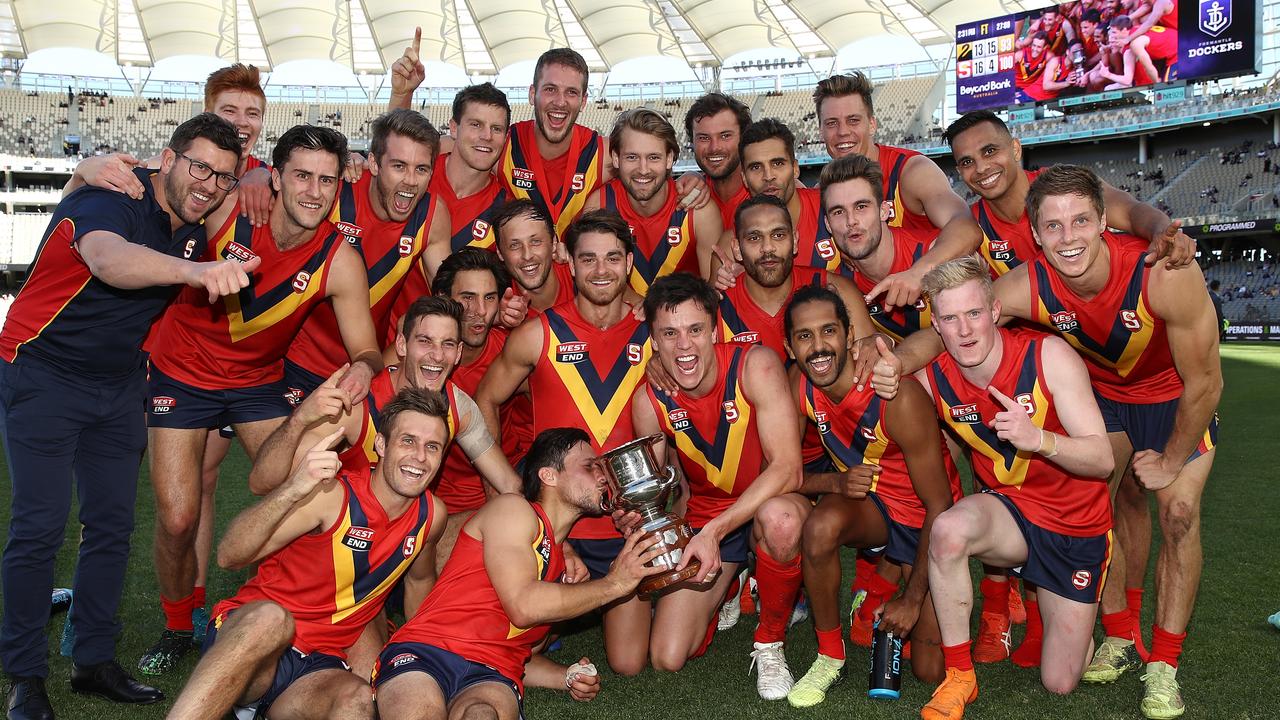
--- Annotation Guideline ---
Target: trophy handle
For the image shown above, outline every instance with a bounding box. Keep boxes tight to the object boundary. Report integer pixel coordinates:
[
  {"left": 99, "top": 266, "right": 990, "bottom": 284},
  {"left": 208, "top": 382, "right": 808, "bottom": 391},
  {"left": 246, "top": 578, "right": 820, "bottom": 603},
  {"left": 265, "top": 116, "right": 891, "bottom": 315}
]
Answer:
[{"left": 658, "top": 464, "right": 678, "bottom": 492}]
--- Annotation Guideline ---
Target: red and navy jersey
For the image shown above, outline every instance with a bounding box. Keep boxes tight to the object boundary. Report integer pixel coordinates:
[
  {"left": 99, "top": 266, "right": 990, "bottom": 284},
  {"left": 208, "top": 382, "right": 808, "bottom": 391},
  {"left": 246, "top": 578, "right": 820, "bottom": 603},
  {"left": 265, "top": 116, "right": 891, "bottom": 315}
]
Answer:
[
  {"left": 647, "top": 344, "right": 765, "bottom": 527},
  {"left": 842, "top": 230, "right": 931, "bottom": 343},
  {"left": 430, "top": 152, "right": 505, "bottom": 252},
  {"left": 0, "top": 169, "right": 206, "bottom": 378},
  {"left": 1027, "top": 232, "right": 1181, "bottom": 403},
  {"left": 498, "top": 121, "right": 604, "bottom": 238},
  {"left": 973, "top": 169, "right": 1045, "bottom": 277},
  {"left": 518, "top": 262, "right": 576, "bottom": 321},
  {"left": 436, "top": 329, "right": 525, "bottom": 512},
  {"left": 714, "top": 183, "right": 751, "bottom": 235},
  {"left": 878, "top": 144, "right": 940, "bottom": 247},
  {"left": 150, "top": 219, "right": 344, "bottom": 389},
  {"left": 925, "top": 327, "right": 1111, "bottom": 537},
  {"left": 389, "top": 501, "right": 563, "bottom": 691},
  {"left": 213, "top": 462, "right": 435, "bottom": 656},
  {"left": 1018, "top": 47, "right": 1051, "bottom": 90},
  {"left": 286, "top": 173, "right": 437, "bottom": 378},
  {"left": 243, "top": 155, "right": 268, "bottom": 173},
  {"left": 794, "top": 187, "right": 842, "bottom": 273},
  {"left": 344, "top": 366, "right": 460, "bottom": 468},
  {"left": 799, "top": 376, "right": 961, "bottom": 528},
  {"left": 531, "top": 300, "right": 651, "bottom": 539},
  {"left": 602, "top": 178, "right": 700, "bottom": 295},
  {"left": 719, "top": 265, "right": 828, "bottom": 360}
]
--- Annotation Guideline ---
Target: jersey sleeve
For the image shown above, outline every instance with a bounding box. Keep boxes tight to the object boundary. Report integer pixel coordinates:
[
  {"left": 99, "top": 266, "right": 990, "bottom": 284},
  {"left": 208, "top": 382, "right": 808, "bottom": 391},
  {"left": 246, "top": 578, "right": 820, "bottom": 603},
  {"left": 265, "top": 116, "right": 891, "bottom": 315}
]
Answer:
[{"left": 61, "top": 187, "right": 146, "bottom": 250}]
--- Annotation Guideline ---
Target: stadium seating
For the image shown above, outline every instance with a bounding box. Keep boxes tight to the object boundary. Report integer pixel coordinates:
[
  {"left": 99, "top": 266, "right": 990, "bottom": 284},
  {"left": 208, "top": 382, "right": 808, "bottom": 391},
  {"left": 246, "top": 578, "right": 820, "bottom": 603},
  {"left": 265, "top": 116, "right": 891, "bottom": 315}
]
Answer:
[
  {"left": 1202, "top": 259, "right": 1280, "bottom": 321},
  {"left": 0, "top": 89, "right": 69, "bottom": 156}
]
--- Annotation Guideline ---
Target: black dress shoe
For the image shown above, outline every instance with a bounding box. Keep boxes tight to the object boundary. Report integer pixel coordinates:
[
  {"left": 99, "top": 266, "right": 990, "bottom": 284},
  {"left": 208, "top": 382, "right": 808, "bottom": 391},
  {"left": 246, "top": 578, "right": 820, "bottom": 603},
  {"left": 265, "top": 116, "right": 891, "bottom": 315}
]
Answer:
[
  {"left": 6, "top": 676, "right": 55, "bottom": 720},
  {"left": 69, "top": 661, "right": 163, "bottom": 705}
]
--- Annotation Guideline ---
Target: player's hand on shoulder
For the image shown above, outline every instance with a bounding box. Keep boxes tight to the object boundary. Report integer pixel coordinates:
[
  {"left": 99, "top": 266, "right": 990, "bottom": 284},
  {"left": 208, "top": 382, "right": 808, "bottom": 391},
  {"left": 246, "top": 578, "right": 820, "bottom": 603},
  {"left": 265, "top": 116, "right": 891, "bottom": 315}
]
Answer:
[
  {"left": 1145, "top": 220, "right": 1196, "bottom": 270},
  {"left": 188, "top": 253, "right": 260, "bottom": 303},
  {"left": 343, "top": 152, "right": 367, "bottom": 183},
  {"left": 987, "top": 385, "right": 1040, "bottom": 451},
  {"left": 565, "top": 658, "right": 600, "bottom": 701},
  {"left": 79, "top": 152, "right": 145, "bottom": 199},
  {"left": 674, "top": 173, "right": 710, "bottom": 210},
  {"left": 287, "top": 428, "right": 346, "bottom": 499},
  {"left": 296, "top": 364, "right": 353, "bottom": 426},
  {"left": 237, "top": 166, "right": 273, "bottom": 227},
  {"left": 643, "top": 353, "right": 680, "bottom": 397}
]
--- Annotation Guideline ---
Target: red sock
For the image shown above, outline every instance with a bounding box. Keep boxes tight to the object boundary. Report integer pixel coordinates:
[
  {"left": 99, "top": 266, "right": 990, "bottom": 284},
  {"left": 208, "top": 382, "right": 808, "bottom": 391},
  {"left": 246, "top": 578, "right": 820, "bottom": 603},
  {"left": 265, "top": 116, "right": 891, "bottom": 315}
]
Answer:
[
  {"left": 852, "top": 555, "right": 876, "bottom": 594},
  {"left": 856, "top": 571, "right": 899, "bottom": 623},
  {"left": 1010, "top": 598, "right": 1042, "bottom": 668},
  {"left": 815, "top": 626, "right": 846, "bottom": 661},
  {"left": 1148, "top": 625, "right": 1186, "bottom": 667},
  {"left": 192, "top": 586, "right": 206, "bottom": 609},
  {"left": 1101, "top": 610, "right": 1135, "bottom": 641},
  {"left": 690, "top": 610, "right": 719, "bottom": 660},
  {"left": 1126, "top": 587, "right": 1144, "bottom": 621},
  {"left": 942, "top": 640, "right": 974, "bottom": 672},
  {"left": 752, "top": 546, "right": 803, "bottom": 644},
  {"left": 161, "top": 593, "right": 195, "bottom": 632},
  {"left": 980, "top": 577, "right": 1010, "bottom": 619}
]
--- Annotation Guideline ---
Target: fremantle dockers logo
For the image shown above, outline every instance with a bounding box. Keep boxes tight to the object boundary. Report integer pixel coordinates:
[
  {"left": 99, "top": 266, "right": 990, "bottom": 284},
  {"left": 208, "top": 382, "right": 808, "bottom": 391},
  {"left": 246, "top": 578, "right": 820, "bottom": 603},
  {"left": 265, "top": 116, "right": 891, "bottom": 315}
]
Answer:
[{"left": 1200, "top": 0, "right": 1231, "bottom": 37}]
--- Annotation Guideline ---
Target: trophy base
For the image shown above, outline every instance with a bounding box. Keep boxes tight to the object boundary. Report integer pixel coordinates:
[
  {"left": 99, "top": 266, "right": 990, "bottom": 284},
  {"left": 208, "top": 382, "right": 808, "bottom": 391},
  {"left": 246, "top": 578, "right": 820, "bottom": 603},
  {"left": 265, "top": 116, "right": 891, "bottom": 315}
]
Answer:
[{"left": 638, "top": 561, "right": 702, "bottom": 597}]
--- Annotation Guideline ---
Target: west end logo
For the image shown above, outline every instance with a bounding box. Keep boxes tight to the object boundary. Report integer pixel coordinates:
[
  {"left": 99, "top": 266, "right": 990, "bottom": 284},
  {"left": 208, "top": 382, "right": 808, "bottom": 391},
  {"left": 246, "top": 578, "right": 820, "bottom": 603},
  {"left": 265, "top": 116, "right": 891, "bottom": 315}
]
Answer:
[{"left": 1199, "top": 0, "right": 1231, "bottom": 38}]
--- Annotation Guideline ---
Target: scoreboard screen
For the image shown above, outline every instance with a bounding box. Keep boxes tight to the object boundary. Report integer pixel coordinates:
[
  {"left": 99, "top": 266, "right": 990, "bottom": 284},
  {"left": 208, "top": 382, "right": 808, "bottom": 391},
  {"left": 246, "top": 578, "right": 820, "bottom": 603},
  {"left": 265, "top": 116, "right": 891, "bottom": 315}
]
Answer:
[{"left": 954, "top": 1, "right": 1259, "bottom": 114}]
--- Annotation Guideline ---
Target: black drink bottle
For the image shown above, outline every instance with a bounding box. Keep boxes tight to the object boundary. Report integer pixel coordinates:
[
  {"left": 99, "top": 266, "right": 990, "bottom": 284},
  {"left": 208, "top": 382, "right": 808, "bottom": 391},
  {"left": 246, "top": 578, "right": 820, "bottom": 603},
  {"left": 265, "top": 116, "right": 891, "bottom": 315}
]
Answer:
[{"left": 868, "top": 624, "right": 903, "bottom": 699}]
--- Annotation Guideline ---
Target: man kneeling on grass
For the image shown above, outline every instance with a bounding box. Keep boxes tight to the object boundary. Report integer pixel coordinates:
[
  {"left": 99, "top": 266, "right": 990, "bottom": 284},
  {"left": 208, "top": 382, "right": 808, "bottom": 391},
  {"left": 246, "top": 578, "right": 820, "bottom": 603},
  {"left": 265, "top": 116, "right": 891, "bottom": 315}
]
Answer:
[
  {"left": 373, "top": 428, "right": 662, "bottom": 720},
  {"left": 166, "top": 388, "right": 450, "bottom": 720}
]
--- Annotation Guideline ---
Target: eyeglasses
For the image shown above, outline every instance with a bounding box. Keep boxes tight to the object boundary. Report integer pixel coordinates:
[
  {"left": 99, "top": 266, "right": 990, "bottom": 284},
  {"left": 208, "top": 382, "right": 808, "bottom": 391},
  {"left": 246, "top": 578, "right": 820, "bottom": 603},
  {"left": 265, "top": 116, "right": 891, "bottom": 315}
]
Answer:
[{"left": 178, "top": 152, "right": 239, "bottom": 192}]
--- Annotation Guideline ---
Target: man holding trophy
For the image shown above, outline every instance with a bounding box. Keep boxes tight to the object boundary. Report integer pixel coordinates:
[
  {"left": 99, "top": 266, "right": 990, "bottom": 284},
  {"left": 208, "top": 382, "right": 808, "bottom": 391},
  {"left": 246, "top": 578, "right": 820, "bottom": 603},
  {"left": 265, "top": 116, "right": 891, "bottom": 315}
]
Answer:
[{"left": 620, "top": 272, "right": 804, "bottom": 699}]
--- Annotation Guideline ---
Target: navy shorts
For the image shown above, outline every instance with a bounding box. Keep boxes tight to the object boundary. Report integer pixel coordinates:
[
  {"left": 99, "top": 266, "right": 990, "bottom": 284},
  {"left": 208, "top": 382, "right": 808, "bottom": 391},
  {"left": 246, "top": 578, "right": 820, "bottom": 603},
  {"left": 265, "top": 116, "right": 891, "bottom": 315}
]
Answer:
[
  {"left": 986, "top": 491, "right": 1111, "bottom": 604},
  {"left": 203, "top": 609, "right": 348, "bottom": 715},
  {"left": 866, "top": 493, "right": 923, "bottom": 567},
  {"left": 568, "top": 522, "right": 752, "bottom": 581},
  {"left": 1094, "top": 392, "right": 1219, "bottom": 460},
  {"left": 374, "top": 642, "right": 521, "bottom": 715},
  {"left": 147, "top": 363, "right": 295, "bottom": 429},
  {"left": 282, "top": 358, "right": 329, "bottom": 403}
]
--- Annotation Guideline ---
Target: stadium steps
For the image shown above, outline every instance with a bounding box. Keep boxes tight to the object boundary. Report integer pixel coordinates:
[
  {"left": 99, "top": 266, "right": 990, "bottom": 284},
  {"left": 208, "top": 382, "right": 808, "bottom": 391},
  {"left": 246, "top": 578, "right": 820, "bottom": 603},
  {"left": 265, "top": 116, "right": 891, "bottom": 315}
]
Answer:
[{"left": 1149, "top": 154, "right": 1208, "bottom": 206}]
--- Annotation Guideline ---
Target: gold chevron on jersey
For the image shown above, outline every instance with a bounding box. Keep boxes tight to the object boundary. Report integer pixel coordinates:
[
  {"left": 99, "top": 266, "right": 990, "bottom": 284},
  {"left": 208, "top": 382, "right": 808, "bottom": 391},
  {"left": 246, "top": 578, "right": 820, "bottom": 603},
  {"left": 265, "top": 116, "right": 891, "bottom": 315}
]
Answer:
[
  {"left": 653, "top": 347, "right": 753, "bottom": 495},
  {"left": 929, "top": 346, "right": 1048, "bottom": 489},
  {"left": 802, "top": 379, "right": 888, "bottom": 473},
  {"left": 1031, "top": 260, "right": 1154, "bottom": 377},
  {"left": 330, "top": 476, "right": 430, "bottom": 623},
  {"left": 543, "top": 309, "right": 651, "bottom": 448},
  {"left": 216, "top": 218, "right": 339, "bottom": 342},
  {"left": 507, "top": 513, "right": 555, "bottom": 639}
]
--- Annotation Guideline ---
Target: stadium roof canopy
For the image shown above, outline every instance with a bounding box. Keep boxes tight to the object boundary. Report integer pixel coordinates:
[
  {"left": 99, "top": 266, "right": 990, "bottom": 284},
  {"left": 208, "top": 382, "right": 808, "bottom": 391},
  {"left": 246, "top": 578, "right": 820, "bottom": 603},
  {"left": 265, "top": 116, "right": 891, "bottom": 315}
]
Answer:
[{"left": 0, "top": 0, "right": 1038, "bottom": 75}]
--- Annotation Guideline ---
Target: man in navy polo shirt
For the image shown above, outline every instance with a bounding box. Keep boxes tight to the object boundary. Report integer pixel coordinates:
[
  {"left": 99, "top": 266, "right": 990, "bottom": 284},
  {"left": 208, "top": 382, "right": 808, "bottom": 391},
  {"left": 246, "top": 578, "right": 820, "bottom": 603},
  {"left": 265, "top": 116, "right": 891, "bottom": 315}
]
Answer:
[{"left": 0, "top": 113, "right": 250, "bottom": 720}]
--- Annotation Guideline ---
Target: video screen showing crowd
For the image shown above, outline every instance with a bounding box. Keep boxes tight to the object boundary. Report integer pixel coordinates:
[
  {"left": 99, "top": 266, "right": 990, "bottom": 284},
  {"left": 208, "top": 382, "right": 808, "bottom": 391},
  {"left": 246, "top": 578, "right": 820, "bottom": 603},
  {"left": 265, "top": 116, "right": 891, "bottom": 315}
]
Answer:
[{"left": 0, "top": 31, "right": 1218, "bottom": 720}]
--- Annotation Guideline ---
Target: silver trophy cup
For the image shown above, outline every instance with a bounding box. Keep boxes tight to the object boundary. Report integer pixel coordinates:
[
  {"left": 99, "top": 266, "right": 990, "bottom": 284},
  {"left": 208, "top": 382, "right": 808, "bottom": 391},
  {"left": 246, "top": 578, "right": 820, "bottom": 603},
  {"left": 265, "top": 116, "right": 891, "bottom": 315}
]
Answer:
[{"left": 600, "top": 434, "right": 701, "bottom": 595}]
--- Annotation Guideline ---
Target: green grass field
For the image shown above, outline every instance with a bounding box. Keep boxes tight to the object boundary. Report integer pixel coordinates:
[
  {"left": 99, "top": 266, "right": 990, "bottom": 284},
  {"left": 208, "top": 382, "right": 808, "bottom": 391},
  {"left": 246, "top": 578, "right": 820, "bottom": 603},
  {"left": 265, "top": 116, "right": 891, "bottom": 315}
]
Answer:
[{"left": 2, "top": 343, "right": 1278, "bottom": 719}]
